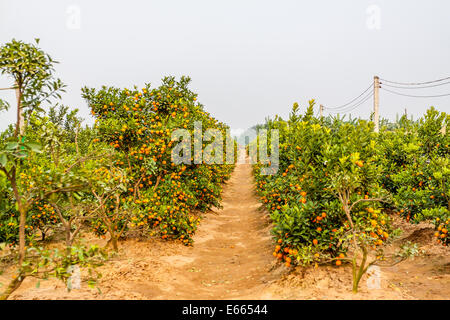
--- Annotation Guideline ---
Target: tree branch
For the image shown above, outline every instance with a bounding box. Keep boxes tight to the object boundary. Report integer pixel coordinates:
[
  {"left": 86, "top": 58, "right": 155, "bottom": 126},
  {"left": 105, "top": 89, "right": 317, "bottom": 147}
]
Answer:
[
  {"left": 348, "top": 197, "right": 386, "bottom": 214},
  {"left": 153, "top": 175, "right": 162, "bottom": 191},
  {"left": 0, "top": 166, "right": 12, "bottom": 180},
  {"left": 64, "top": 153, "right": 107, "bottom": 173},
  {"left": 50, "top": 202, "right": 69, "bottom": 229}
]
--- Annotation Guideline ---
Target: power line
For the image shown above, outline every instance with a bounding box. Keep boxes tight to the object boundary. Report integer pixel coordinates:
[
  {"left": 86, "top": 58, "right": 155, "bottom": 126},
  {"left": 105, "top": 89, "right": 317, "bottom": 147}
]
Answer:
[
  {"left": 380, "top": 76, "right": 450, "bottom": 86},
  {"left": 347, "top": 90, "right": 374, "bottom": 112},
  {"left": 328, "top": 89, "right": 374, "bottom": 114},
  {"left": 318, "top": 74, "right": 450, "bottom": 118},
  {"left": 380, "top": 80, "right": 450, "bottom": 89},
  {"left": 331, "top": 91, "right": 373, "bottom": 114},
  {"left": 381, "top": 87, "right": 450, "bottom": 98},
  {"left": 323, "top": 83, "right": 373, "bottom": 110}
]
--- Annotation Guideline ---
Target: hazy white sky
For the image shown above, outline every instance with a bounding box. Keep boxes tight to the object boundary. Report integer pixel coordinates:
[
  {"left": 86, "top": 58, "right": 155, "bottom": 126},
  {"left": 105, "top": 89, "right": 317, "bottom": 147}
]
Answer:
[{"left": 1, "top": 0, "right": 449, "bottom": 132}]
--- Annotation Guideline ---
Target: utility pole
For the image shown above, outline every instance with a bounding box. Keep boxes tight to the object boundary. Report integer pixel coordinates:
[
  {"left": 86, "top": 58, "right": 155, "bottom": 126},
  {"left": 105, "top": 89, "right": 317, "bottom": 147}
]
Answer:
[
  {"left": 319, "top": 104, "right": 324, "bottom": 118},
  {"left": 374, "top": 76, "right": 380, "bottom": 133}
]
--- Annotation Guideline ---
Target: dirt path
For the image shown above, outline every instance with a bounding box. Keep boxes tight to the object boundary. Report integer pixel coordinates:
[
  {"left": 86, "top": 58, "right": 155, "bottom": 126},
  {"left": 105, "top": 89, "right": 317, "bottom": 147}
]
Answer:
[
  {"left": 7, "top": 163, "right": 450, "bottom": 300},
  {"left": 153, "top": 163, "right": 279, "bottom": 299},
  {"left": 8, "top": 163, "right": 281, "bottom": 299}
]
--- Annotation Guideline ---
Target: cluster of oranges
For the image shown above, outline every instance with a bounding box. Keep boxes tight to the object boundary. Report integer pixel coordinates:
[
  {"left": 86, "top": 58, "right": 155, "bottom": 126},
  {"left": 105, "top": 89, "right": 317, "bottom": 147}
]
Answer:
[
  {"left": 273, "top": 238, "right": 298, "bottom": 267},
  {"left": 259, "top": 192, "right": 287, "bottom": 211},
  {"left": 434, "top": 217, "right": 449, "bottom": 246},
  {"left": 28, "top": 200, "right": 58, "bottom": 239}
]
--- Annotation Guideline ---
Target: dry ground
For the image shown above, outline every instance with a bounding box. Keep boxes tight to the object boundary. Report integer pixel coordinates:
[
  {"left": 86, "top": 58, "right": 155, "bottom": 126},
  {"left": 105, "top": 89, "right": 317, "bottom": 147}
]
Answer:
[{"left": 2, "top": 163, "right": 449, "bottom": 300}]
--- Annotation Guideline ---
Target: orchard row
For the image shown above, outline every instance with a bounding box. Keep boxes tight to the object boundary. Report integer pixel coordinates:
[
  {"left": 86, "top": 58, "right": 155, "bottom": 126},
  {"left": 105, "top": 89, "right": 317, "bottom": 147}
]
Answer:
[
  {"left": 253, "top": 101, "right": 448, "bottom": 292},
  {"left": 0, "top": 39, "right": 234, "bottom": 299}
]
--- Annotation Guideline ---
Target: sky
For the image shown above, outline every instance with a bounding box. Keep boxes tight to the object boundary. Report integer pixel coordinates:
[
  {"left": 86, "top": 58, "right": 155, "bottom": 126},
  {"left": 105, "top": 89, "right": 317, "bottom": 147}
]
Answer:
[{"left": 1, "top": 0, "right": 449, "bottom": 134}]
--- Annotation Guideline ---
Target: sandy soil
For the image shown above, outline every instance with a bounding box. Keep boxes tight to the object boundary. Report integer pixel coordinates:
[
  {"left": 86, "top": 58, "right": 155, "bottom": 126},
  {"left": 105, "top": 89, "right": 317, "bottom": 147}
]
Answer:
[{"left": 2, "top": 163, "right": 449, "bottom": 300}]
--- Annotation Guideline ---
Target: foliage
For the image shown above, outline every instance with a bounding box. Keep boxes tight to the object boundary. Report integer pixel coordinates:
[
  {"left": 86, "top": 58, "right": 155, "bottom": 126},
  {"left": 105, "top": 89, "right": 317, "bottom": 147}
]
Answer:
[
  {"left": 254, "top": 101, "right": 392, "bottom": 269},
  {"left": 0, "top": 244, "right": 107, "bottom": 300},
  {"left": 0, "top": 38, "right": 66, "bottom": 119},
  {"left": 377, "top": 107, "right": 449, "bottom": 246},
  {"left": 253, "top": 101, "right": 448, "bottom": 292},
  {"left": 81, "top": 76, "right": 234, "bottom": 245}
]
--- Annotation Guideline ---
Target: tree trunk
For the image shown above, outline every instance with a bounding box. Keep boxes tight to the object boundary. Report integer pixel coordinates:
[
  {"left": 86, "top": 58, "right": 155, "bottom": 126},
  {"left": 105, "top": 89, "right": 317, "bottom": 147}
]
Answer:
[
  {"left": 18, "top": 206, "right": 26, "bottom": 266},
  {"left": 10, "top": 171, "right": 26, "bottom": 266},
  {"left": 110, "top": 235, "right": 118, "bottom": 252},
  {"left": 112, "top": 238, "right": 118, "bottom": 252},
  {"left": 0, "top": 276, "right": 25, "bottom": 300},
  {"left": 106, "top": 235, "right": 119, "bottom": 252},
  {"left": 14, "top": 82, "right": 23, "bottom": 137},
  {"left": 352, "top": 246, "right": 368, "bottom": 293},
  {"left": 66, "top": 226, "right": 72, "bottom": 248}
]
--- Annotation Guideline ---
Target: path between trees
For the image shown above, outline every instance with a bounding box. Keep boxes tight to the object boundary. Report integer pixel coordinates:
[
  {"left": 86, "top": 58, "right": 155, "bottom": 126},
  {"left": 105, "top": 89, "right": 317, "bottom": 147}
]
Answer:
[
  {"left": 10, "top": 163, "right": 282, "bottom": 299},
  {"left": 152, "top": 163, "right": 280, "bottom": 299},
  {"left": 8, "top": 163, "right": 450, "bottom": 300}
]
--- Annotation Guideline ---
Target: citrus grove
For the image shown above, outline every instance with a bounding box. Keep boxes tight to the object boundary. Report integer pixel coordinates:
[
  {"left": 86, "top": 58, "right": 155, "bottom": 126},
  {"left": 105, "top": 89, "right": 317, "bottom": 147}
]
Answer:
[
  {"left": 0, "top": 38, "right": 448, "bottom": 299},
  {"left": 253, "top": 101, "right": 448, "bottom": 292},
  {"left": 0, "top": 39, "right": 233, "bottom": 299}
]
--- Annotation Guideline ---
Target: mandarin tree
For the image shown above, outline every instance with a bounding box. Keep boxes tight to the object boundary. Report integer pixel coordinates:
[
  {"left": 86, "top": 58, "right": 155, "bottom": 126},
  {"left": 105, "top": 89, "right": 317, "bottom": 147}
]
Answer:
[
  {"left": 82, "top": 76, "right": 234, "bottom": 244},
  {"left": 254, "top": 102, "right": 394, "bottom": 293}
]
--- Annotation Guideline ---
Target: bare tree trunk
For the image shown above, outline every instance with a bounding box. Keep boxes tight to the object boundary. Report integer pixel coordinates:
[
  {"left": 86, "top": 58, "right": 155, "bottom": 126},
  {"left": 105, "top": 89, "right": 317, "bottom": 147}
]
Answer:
[
  {"left": 106, "top": 235, "right": 119, "bottom": 252},
  {"left": 14, "top": 82, "right": 23, "bottom": 137},
  {"left": 0, "top": 276, "right": 25, "bottom": 300},
  {"left": 153, "top": 175, "right": 162, "bottom": 191},
  {"left": 18, "top": 205, "right": 26, "bottom": 266},
  {"left": 10, "top": 170, "right": 26, "bottom": 266},
  {"left": 111, "top": 236, "right": 118, "bottom": 252},
  {"left": 352, "top": 246, "right": 368, "bottom": 293},
  {"left": 66, "top": 224, "right": 72, "bottom": 248}
]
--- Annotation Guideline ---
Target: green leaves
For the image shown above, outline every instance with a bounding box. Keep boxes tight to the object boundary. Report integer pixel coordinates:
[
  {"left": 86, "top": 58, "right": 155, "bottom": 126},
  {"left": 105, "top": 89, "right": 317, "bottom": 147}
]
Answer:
[
  {"left": 0, "top": 99, "right": 9, "bottom": 112},
  {"left": 254, "top": 101, "right": 393, "bottom": 269},
  {"left": 0, "top": 153, "right": 6, "bottom": 167},
  {"left": 24, "top": 141, "right": 42, "bottom": 153},
  {"left": 0, "top": 39, "right": 51, "bottom": 82},
  {"left": 8, "top": 244, "right": 107, "bottom": 293},
  {"left": 380, "top": 107, "right": 449, "bottom": 226},
  {"left": 0, "top": 139, "right": 43, "bottom": 169},
  {"left": 0, "top": 39, "right": 66, "bottom": 133},
  {"left": 5, "top": 141, "right": 18, "bottom": 150}
]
